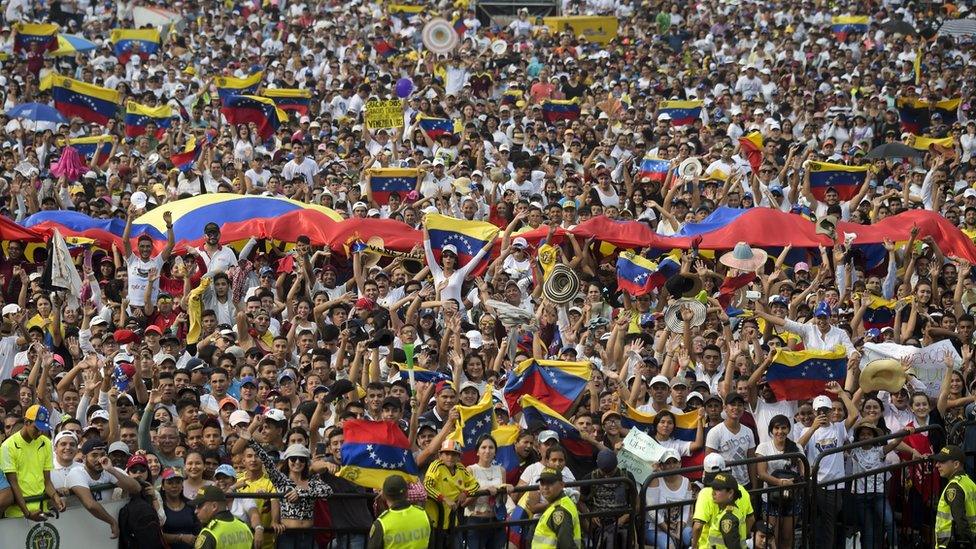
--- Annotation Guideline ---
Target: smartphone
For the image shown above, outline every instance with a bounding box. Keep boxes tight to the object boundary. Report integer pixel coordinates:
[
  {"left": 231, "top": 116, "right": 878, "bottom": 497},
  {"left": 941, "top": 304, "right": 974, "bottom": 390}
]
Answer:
[{"left": 745, "top": 290, "right": 761, "bottom": 301}]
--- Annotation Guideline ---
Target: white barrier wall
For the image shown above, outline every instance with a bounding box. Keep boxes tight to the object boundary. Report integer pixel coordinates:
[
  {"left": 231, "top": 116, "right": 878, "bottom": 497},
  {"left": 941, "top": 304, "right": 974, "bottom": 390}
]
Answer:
[{"left": 0, "top": 499, "right": 123, "bottom": 549}]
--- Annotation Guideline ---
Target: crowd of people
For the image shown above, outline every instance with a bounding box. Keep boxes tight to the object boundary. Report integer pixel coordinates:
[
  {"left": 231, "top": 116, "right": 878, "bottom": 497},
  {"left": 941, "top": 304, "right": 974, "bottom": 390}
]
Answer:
[{"left": 1, "top": 0, "right": 976, "bottom": 548}]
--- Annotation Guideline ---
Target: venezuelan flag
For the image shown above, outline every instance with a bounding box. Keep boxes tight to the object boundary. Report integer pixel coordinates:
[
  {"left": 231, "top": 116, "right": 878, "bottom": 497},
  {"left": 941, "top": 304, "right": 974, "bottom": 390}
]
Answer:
[
  {"left": 262, "top": 88, "right": 312, "bottom": 115},
  {"left": 124, "top": 101, "right": 173, "bottom": 138},
  {"left": 423, "top": 213, "right": 498, "bottom": 271},
  {"left": 808, "top": 161, "right": 868, "bottom": 201},
  {"left": 453, "top": 388, "right": 495, "bottom": 465},
  {"left": 388, "top": 3, "right": 426, "bottom": 15},
  {"left": 621, "top": 404, "right": 699, "bottom": 441},
  {"left": 739, "top": 130, "right": 763, "bottom": 172},
  {"left": 453, "top": 18, "right": 468, "bottom": 35},
  {"left": 831, "top": 15, "right": 869, "bottom": 40},
  {"left": 767, "top": 346, "right": 847, "bottom": 401},
  {"left": 367, "top": 168, "right": 418, "bottom": 205},
  {"left": 863, "top": 295, "right": 896, "bottom": 330},
  {"left": 13, "top": 23, "right": 58, "bottom": 53},
  {"left": 338, "top": 419, "right": 419, "bottom": 489},
  {"left": 541, "top": 99, "right": 581, "bottom": 124},
  {"left": 215, "top": 72, "right": 264, "bottom": 103},
  {"left": 501, "top": 89, "right": 523, "bottom": 106},
  {"left": 492, "top": 424, "right": 521, "bottom": 486},
  {"left": 659, "top": 100, "right": 703, "bottom": 126},
  {"left": 897, "top": 97, "right": 931, "bottom": 134},
  {"left": 503, "top": 358, "right": 591, "bottom": 416},
  {"left": 40, "top": 74, "right": 120, "bottom": 126},
  {"left": 68, "top": 136, "right": 114, "bottom": 166},
  {"left": 220, "top": 95, "right": 287, "bottom": 140},
  {"left": 616, "top": 251, "right": 678, "bottom": 296},
  {"left": 170, "top": 136, "right": 203, "bottom": 172},
  {"left": 639, "top": 158, "right": 670, "bottom": 183},
  {"left": 519, "top": 395, "right": 592, "bottom": 456},
  {"left": 110, "top": 28, "right": 160, "bottom": 64},
  {"left": 932, "top": 98, "right": 961, "bottom": 125},
  {"left": 507, "top": 493, "right": 532, "bottom": 547},
  {"left": 418, "top": 117, "right": 454, "bottom": 139},
  {"left": 908, "top": 134, "right": 954, "bottom": 151},
  {"left": 397, "top": 366, "right": 450, "bottom": 384}
]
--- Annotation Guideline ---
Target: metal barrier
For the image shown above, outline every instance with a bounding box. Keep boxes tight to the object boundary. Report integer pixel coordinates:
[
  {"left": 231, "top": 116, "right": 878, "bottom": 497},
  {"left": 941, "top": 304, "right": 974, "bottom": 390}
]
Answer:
[
  {"left": 809, "top": 424, "right": 946, "bottom": 549},
  {"left": 226, "top": 490, "right": 376, "bottom": 548},
  {"left": 433, "top": 476, "right": 639, "bottom": 549},
  {"left": 948, "top": 419, "right": 976, "bottom": 478},
  {"left": 638, "top": 453, "right": 810, "bottom": 549}
]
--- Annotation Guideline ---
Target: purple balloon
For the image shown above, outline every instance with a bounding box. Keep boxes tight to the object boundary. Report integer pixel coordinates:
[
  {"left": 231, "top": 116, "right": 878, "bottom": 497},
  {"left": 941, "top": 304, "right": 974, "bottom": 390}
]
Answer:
[{"left": 395, "top": 77, "right": 414, "bottom": 98}]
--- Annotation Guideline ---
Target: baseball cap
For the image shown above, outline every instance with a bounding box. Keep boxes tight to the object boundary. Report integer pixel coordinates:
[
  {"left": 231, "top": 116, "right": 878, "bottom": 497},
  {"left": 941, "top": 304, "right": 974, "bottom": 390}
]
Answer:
[
  {"left": 710, "top": 472, "right": 738, "bottom": 490},
  {"left": 53, "top": 430, "right": 78, "bottom": 446},
  {"left": 649, "top": 375, "right": 670, "bottom": 387},
  {"left": 538, "top": 430, "right": 559, "bottom": 443},
  {"left": 160, "top": 467, "right": 185, "bottom": 481},
  {"left": 277, "top": 370, "right": 296, "bottom": 384},
  {"left": 538, "top": 468, "right": 562, "bottom": 483},
  {"left": 813, "top": 395, "right": 833, "bottom": 410},
  {"left": 814, "top": 301, "right": 831, "bottom": 318},
  {"left": 768, "top": 295, "right": 789, "bottom": 306},
  {"left": 81, "top": 437, "right": 108, "bottom": 454},
  {"left": 1, "top": 304, "right": 20, "bottom": 316},
  {"left": 25, "top": 404, "right": 51, "bottom": 431},
  {"left": 794, "top": 262, "right": 810, "bottom": 273},
  {"left": 439, "top": 439, "right": 462, "bottom": 454},
  {"left": 264, "top": 409, "right": 287, "bottom": 423},
  {"left": 126, "top": 454, "right": 149, "bottom": 470},
  {"left": 229, "top": 410, "right": 252, "bottom": 427},
  {"left": 190, "top": 485, "right": 227, "bottom": 505},
  {"left": 108, "top": 441, "right": 131, "bottom": 455},
  {"left": 383, "top": 475, "right": 408, "bottom": 497},
  {"left": 214, "top": 464, "right": 237, "bottom": 478},
  {"left": 933, "top": 445, "right": 966, "bottom": 463},
  {"left": 442, "top": 244, "right": 458, "bottom": 256},
  {"left": 511, "top": 237, "right": 528, "bottom": 249},
  {"left": 91, "top": 409, "right": 111, "bottom": 422},
  {"left": 703, "top": 453, "right": 728, "bottom": 473},
  {"left": 219, "top": 396, "right": 240, "bottom": 410}
]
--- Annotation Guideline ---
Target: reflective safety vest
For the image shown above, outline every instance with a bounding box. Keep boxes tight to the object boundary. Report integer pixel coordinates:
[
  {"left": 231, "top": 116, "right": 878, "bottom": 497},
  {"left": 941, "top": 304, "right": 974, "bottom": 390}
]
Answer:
[
  {"left": 935, "top": 473, "right": 976, "bottom": 549},
  {"left": 531, "top": 494, "right": 581, "bottom": 549},
  {"left": 706, "top": 506, "right": 748, "bottom": 549},
  {"left": 376, "top": 505, "right": 431, "bottom": 549},
  {"left": 200, "top": 515, "right": 254, "bottom": 549}
]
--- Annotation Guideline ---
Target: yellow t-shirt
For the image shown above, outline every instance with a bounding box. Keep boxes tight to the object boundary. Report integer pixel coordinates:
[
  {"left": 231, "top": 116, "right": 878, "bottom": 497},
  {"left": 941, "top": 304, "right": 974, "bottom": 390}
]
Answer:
[
  {"left": 423, "top": 460, "right": 480, "bottom": 529},
  {"left": 1, "top": 431, "right": 53, "bottom": 517},
  {"left": 237, "top": 474, "right": 275, "bottom": 549}
]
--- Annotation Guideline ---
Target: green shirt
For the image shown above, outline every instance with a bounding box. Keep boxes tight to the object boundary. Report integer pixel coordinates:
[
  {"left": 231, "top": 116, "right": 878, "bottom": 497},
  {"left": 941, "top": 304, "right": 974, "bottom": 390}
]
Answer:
[{"left": 1, "top": 430, "right": 53, "bottom": 517}]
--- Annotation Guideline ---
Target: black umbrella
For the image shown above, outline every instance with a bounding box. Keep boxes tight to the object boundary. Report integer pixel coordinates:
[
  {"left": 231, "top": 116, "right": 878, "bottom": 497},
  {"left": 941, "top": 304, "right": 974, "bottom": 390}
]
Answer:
[
  {"left": 864, "top": 142, "right": 926, "bottom": 159},
  {"left": 882, "top": 20, "right": 918, "bottom": 36}
]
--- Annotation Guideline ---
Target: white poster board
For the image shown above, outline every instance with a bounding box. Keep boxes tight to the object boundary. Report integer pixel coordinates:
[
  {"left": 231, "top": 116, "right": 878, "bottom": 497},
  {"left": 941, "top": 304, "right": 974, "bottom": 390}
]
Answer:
[
  {"left": 861, "top": 340, "right": 961, "bottom": 397},
  {"left": 617, "top": 428, "right": 666, "bottom": 486}
]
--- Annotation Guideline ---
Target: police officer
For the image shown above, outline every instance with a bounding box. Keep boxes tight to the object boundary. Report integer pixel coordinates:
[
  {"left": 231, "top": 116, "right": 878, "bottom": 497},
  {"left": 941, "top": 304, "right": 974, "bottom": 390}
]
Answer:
[
  {"left": 367, "top": 475, "right": 431, "bottom": 549},
  {"left": 934, "top": 445, "right": 976, "bottom": 549},
  {"left": 192, "top": 485, "right": 254, "bottom": 549},
  {"left": 693, "top": 472, "right": 749, "bottom": 549},
  {"left": 531, "top": 468, "right": 581, "bottom": 549}
]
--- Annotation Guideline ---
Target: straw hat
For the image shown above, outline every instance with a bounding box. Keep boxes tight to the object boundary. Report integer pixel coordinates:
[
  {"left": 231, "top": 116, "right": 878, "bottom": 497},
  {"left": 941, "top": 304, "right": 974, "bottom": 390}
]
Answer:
[
  {"left": 664, "top": 298, "right": 707, "bottom": 334},
  {"left": 859, "top": 358, "right": 907, "bottom": 393},
  {"left": 719, "top": 242, "right": 768, "bottom": 272},
  {"left": 664, "top": 273, "right": 702, "bottom": 298}
]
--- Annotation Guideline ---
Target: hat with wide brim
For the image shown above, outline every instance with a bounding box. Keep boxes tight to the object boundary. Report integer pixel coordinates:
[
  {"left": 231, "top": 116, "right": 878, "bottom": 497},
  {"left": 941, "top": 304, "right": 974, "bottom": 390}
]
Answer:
[
  {"left": 859, "top": 358, "right": 908, "bottom": 393},
  {"left": 664, "top": 273, "right": 703, "bottom": 298},
  {"left": 719, "top": 242, "right": 768, "bottom": 272},
  {"left": 664, "top": 298, "right": 707, "bottom": 334}
]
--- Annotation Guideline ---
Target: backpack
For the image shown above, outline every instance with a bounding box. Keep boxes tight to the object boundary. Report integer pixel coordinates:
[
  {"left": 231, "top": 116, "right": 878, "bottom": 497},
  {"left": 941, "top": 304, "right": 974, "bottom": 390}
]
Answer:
[{"left": 118, "top": 495, "right": 168, "bottom": 549}]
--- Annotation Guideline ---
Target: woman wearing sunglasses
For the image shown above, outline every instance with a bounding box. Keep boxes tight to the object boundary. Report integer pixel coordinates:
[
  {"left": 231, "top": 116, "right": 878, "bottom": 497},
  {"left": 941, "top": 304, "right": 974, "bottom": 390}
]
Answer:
[{"left": 239, "top": 416, "right": 331, "bottom": 549}]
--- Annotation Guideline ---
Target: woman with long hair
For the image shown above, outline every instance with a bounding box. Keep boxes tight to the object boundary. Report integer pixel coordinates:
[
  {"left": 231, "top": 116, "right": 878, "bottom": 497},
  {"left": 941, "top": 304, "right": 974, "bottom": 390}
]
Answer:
[
  {"left": 239, "top": 417, "right": 331, "bottom": 549},
  {"left": 651, "top": 409, "right": 705, "bottom": 457},
  {"left": 465, "top": 435, "right": 511, "bottom": 549},
  {"left": 937, "top": 355, "right": 975, "bottom": 445},
  {"left": 755, "top": 414, "right": 805, "bottom": 549},
  {"left": 180, "top": 450, "right": 210, "bottom": 500}
]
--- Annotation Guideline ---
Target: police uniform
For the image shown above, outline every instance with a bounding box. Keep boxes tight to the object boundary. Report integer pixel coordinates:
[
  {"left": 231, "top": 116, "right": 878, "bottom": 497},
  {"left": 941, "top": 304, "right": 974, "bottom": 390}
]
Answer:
[
  {"left": 531, "top": 469, "right": 581, "bottom": 549},
  {"left": 191, "top": 486, "right": 254, "bottom": 549},
  {"left": 934, "top": 446, "right": 976, "bottom": 549},
  {"left": 694, "top": 473, "right": 749, "bottom": 549},
  {"left": 367, "top": 503, "right": 432, "bottom": 549}
]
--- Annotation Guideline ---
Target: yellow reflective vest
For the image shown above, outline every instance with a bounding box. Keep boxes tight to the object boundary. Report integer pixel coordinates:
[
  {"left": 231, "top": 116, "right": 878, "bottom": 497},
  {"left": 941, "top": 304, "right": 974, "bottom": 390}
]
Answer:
[
  {"left": 935, "top": 472, "right": 976, "bottom": 549},
  {"left": 199, "top": 513, "right": 254, "bottom": 549},
  {"left": 375, "top": 505, "right": 431, "bottom": 549},
  {"left": 531, "top": 494, "right": 581, "bottom": 549}
]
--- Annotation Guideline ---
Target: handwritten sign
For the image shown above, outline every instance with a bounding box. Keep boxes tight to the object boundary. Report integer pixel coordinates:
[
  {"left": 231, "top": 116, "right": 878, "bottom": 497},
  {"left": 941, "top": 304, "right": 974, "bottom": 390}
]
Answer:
[
  {"left": 365, "top": 99, "right": 404, "bottom": 129},
  {"left": 861, "top": 340, "right": 961, "bottom": 397},
  {"left": 617, "top": 428, "right": 666, "bottom": 485}
]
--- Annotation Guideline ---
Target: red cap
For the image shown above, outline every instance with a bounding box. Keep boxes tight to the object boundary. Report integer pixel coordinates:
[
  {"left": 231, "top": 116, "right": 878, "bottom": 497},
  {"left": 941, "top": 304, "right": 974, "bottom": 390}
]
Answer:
[
  {"left": 113, "top": 329, "right": 140, "bottom": 345},
  {"left": 145, "top": 325, "right": 162, "bottom": 335},
  {"left": 355, "top": 297, "right": 375, "bottom": 311},
  {"left": 126, "top": 454, "right": 148, "bottom": 469}
]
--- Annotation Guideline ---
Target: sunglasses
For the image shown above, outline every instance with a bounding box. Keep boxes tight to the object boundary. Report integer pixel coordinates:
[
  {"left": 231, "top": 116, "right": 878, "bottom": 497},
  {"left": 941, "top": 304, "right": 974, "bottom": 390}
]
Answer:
[{"left": 287, "top": 456, "right": 308, "bottom": 463}]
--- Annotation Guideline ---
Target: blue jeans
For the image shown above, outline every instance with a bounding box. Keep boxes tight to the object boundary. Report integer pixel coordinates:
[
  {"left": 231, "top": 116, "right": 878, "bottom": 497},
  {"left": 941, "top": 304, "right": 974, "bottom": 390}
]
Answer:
[
  {"left": 464, "top": 516, "right": 505, "bottom": 549},
  {"left": 646, "top": 525, "right": 691, "bottom": 549},
  {"left": 854, "top": 493, "right": 897, "bottom": 549},
  {"left": 276, "top": 531, "right": 316, "bottom": 549},
  {"left": 330, "top": 534, "right": 367, "bottom": 549}
]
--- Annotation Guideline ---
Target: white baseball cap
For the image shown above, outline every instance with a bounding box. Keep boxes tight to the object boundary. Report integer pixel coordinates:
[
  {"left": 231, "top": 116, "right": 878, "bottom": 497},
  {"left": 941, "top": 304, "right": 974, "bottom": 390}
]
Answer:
[
  {"left": 813, "top": 395, "right": 834, "bottom": 410},
  {"left": 703, "top": 453, "right": 728, "bottom": 473},
  {"left": 538, "top": 430, "right": 559, "bottom": 443},
  {"left": 229, "top": 410, "right": 252, "bottom": 427},
  {"left": 649, "top": 375, "right": 670, "bottom": 387},
  {"left": 442, "top": 244, "right": 458, "bottom": 256},
  {"left": 1, "top": 304, "right": 20, "bottom": 316}
]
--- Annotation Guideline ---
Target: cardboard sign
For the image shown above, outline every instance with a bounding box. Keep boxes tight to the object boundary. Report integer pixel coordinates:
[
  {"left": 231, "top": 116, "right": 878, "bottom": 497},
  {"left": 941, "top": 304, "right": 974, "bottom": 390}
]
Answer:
[
  {"left": 365, "top": 99, "right": 404, "bottom": 129},
  {"left": 617, "top": 428, "right": 666, "bottom": 486},
  {"left": 861, "top": 340, "right": 961, "bottom": 397}
]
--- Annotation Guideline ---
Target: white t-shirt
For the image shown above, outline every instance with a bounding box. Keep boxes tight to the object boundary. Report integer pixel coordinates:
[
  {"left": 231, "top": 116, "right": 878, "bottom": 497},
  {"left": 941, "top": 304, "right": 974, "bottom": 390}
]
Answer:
[
  {"left": 127, "top": 253, "right": 164, "bottom": 307},
  {"left": 66, "top": 466, "right": 119, "bottom": 502},
  {"left": 52, "top": 460, "right": 83, "bottom": 492},
  {"left": 802, "top": 422, "right": 848, "bottom": 485},
  {"left": 751, "top": 400, "right": 798, "bottom": 445},
  {"left": 705, "top": 422, "right": 756, "bottom": 486},
  {"left": 519, "top": 462, "right": 578, "bottom": 504}
]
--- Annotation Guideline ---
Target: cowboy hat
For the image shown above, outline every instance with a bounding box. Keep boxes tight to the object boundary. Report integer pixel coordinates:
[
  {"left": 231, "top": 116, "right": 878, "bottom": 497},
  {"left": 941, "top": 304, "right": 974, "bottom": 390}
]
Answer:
[
  {"left": 664, "top": 273, "right": 702, "bottom": 298},
  {"left": 859, "top": 358, "right": 908, "bottom": 393},
  {"left": 719, "top": 242, "right": 768, "bottom": 272},
  {"left": 664, "top": 298, "right": 707, "bottom": 334}
]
